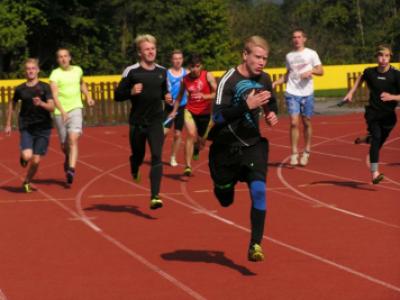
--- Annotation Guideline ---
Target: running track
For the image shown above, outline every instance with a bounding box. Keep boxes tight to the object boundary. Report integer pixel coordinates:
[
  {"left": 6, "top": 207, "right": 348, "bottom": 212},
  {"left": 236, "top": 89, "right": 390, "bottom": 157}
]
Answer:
[{"left": 0, "top": 111, "right": 399, "bottom": 300}]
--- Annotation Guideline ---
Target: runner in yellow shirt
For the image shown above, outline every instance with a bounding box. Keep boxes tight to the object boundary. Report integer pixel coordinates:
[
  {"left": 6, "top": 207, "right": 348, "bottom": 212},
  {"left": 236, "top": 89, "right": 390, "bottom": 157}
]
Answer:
[{"left": 50, "top": 48, "right": 94, "bottom": 185}]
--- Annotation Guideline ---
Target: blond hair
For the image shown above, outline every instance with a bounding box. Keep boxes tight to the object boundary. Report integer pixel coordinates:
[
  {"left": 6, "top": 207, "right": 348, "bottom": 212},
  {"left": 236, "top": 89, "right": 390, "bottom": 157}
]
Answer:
[
  {"left": 135, "top": 34, "right": 157, "bottom": 50},
  {"left": 375, "top": 45, "right": 392, "bottom": 57},
  {"left": 244, "top": 36, "right": 269, "bottom": 54},
  {"left": 25, "top": 58, "right": 39, "bottom": 67}
]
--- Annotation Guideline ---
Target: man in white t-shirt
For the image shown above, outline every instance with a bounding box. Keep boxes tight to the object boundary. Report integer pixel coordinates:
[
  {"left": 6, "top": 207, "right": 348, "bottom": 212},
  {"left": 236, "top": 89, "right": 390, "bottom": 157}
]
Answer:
[{"left": 273, "top": 29, "right": 323, "bottom": 166}]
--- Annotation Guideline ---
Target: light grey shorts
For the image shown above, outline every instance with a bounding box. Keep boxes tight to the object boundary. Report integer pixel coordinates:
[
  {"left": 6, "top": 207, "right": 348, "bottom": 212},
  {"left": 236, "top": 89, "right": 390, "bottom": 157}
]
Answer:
[{"left": 54, "top": 108, "right": 83, "bottom": 144}]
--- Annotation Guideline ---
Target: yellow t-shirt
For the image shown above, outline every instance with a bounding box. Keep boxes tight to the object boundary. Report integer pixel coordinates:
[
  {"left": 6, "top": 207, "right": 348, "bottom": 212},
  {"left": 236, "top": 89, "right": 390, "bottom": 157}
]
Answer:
[{"left": 49, "top": 66, "right": 83, "bottom": 115}]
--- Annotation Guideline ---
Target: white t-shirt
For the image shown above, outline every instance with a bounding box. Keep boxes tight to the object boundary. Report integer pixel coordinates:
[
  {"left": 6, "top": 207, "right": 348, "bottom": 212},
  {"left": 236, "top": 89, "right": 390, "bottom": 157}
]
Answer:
[{"left": 285, "top": 48, "right": 322, "bottom": 96}]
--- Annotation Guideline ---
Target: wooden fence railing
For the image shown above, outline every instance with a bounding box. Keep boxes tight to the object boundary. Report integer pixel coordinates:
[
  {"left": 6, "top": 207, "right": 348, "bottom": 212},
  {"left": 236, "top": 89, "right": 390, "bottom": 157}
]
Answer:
[
  {"left": 0, "top": 72, "right": 368, "bottom": 130},
  {"left": 346, "top": 72, "right": 369, "bottom": 105}
]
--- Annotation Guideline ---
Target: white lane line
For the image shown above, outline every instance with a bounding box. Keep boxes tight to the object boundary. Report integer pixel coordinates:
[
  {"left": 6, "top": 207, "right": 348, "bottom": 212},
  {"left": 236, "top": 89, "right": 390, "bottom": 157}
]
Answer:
[
  {"left": 74, "top": 163, "right": 207, "bottom": 300},
  {"left": 364, "top": 136, "right": 400, "bottom": 187},
  {"left": 295, "top": 166, "right": 400, "bottom": 193},
  {"left": 89, "top": 192, "right": 184, "bottom": 199},
  {"left": 0, "top": 197, "right": 75, "bottom": 204},
  {"left": 97, "top": 164, "right": 400, "bottom": 294},
  {"left": 0, "top": 158, "right": 206, "bottom": 300},
  {"left": 276, "top": 131, "right": 400, "bottom": 229},
  {"left": 187, "top": 137, "right": 400, "bottom": 228},
  {"left": 101, "top": 232, "right": 207, "bottom": 300},
  {"left": 0, "top": 162, "right": 101, "bottom": 233}
]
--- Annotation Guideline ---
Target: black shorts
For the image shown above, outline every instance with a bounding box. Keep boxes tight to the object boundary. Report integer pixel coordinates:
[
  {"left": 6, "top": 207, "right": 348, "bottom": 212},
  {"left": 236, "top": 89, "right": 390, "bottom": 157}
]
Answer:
[
  {"left": 164, "top": 105, "right": 185, "bottom": 130},
  {"left": 209, "top": 138, "right": 269, "bottom": 186},
  {"left": 185, "top": 110, "right": 211, "bottom": 137}
]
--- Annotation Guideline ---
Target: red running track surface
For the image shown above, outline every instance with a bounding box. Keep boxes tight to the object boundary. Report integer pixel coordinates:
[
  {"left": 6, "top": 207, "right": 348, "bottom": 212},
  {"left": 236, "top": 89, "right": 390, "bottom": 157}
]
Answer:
[{"left": 0, "top": 111, "right": 399, "bottom": 300}]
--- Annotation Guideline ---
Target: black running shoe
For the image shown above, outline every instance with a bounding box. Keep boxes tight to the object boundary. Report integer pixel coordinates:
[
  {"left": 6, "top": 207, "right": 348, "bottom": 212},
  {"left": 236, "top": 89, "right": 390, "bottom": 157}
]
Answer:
[{"left": 66, "top": 168, "right": 75, "bottom": 184}]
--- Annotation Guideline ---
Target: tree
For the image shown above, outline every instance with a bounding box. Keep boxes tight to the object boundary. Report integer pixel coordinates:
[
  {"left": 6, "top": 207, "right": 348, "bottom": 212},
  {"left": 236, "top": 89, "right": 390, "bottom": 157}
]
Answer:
[{"left": 0, "top": 0, "right": 46, "bottom": 77}]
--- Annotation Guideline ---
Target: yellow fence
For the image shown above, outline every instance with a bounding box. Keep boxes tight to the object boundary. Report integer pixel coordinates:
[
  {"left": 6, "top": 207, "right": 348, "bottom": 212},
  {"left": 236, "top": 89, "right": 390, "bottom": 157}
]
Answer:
[
  {"left": 0, "top": 71, "right": 370, "bottom": 130},
  {"left": 1, "top": 62, "right": 399, "bottom": 91}
]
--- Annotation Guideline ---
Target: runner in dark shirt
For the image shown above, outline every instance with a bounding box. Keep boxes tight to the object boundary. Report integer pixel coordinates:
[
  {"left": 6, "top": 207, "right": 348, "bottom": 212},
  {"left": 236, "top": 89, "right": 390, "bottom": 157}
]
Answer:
[
  {"left": 344, "top": 45, "right": 400, "bottom": 184},
  {"left": 114, "top": 34, "right": 171, "bottom": 210},
  {"left": 5, "top": 58, "right": 54, "bottom": 193},
  {"left": 208, "top": 36, "right": 278, "bottom": 262}
]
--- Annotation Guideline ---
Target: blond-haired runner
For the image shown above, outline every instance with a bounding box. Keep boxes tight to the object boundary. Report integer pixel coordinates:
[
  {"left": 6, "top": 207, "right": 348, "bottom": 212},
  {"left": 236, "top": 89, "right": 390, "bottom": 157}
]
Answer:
[
  {"left": 5, "top": 59, "right": 55, "bottom": 192},
  {"left": 115, "top": 34, "right": 171, "bottom": 210},
  {"left": 50, "top": 48, "right": 94, "bottom": 185},
  {"left": 208, "top": 36, "right": 278, "bottom": 261}
]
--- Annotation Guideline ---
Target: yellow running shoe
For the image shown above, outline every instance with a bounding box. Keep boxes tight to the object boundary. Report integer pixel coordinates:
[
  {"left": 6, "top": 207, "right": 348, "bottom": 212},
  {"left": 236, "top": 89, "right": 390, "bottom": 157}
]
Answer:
[
  {"left": 23, "top": 182, "right": 32, "bottom": 193},
  {"left": 150, "top": 196, "right": 163, "bottom": 210},
  {"left": 183, "top": 166, "right": 192, "bottom": 176},
  {"left": 248, "top": 243, "right": 264, "bottom": 262}
]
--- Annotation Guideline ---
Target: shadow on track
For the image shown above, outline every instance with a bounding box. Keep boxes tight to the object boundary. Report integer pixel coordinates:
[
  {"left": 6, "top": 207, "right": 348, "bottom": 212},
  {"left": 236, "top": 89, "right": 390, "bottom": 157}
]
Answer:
[
  {"left": 84, "top": 203, "right": 157, "bottom": 220},
  {"left": 161, "top": 249, "right": 256, "bottom": 276}
]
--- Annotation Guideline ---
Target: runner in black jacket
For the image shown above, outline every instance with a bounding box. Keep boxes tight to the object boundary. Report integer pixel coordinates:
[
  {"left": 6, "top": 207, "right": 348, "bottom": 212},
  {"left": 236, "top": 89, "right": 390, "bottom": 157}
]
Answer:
[
  {"left": 208, "top": 36, "right": 278, "bottom": 262},
  {"left": 344, "top": 45, "right": 400, "bottom": 184},
  {"left": 115, "top": 34, "right": 171, "bottom": 210}
]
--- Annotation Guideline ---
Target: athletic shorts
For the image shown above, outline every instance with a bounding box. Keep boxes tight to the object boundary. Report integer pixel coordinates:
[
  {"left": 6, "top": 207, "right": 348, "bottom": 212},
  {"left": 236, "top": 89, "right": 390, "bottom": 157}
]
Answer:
[
  {"left": 164, "top": 105, "right": 185, "bottom": 130},
  {"left": 285, "top": 92, "right": 314, "bottom": 118},
  {"left": 54, "top": 108, "right": 83, "bottom": 144},
  {"left": 184, "top": 109, "right": 211, "bottom": 137},
  {"left": 208, "top": 138, "right": 269, "bottom": 186},
  {"left": 20, "top": 128, "right": 51, "bottom": 155}
]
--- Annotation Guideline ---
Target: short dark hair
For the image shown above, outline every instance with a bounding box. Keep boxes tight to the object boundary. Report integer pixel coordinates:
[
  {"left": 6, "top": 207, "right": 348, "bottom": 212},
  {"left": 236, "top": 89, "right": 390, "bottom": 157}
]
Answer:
[
  {"left": 56, "top": 48, "right": 71, "bottom": 57},
  {"left": 187, "top": 53, "right": 202, "bottom": 66},
  {"left": 171, "top": 49, "right": 183, "bottom": 57},
  {"left": 292, "top": 28, "right": 307, "bottom": 38}
]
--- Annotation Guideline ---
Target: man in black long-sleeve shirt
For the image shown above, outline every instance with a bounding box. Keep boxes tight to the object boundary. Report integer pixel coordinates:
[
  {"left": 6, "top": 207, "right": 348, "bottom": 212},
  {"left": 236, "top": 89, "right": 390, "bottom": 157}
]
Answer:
[
  {"left": 208, "top": 36, "right": 278, "bottom": 261},
  {"left": 115, "top": 34, "right": 171, "bottom": 210}
]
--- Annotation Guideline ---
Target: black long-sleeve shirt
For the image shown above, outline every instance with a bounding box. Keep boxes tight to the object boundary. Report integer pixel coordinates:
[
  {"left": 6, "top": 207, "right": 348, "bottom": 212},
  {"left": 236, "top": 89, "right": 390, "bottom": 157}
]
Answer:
[
  {"left": 114, "top": 63, "right": 168, "bottom": 126},
  {"left": 210, "top": 67, "right": 278, "bottom": 146},
  {"left": 362, "top": 66, "right": 400, "bottom": 113}
]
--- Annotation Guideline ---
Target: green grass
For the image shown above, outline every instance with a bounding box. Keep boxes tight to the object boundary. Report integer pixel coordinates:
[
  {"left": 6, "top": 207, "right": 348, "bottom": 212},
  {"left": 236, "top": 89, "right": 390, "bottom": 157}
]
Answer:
[{"left": 314, "top": 89, "right": 347, "bottom": 98}]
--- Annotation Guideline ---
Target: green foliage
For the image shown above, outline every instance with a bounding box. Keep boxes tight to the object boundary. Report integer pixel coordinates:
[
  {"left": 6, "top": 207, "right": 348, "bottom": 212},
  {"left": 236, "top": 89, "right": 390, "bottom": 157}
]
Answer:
[
  {"left": 0, "top": 0, "right": 399, "bottom": 78},
  {"left": 0, "top": 0, "right": 46, "bottom": 77}
]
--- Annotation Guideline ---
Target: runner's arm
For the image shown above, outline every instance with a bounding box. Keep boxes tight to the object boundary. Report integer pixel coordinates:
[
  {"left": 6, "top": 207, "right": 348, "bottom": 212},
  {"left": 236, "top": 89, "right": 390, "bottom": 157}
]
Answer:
[
  {"left": 312, "top": 64, "right": 324, "bottom": 76},
  {"left": 114, "top": 74, "right": 135, "bottom": 102},
  {"left": 272, "top": 70, "right": 289, "bottom": 89},
  {"left": 169, "top": 81, "right": 185, "bottom": 118},
  {"left": 80, "top": 78, "right": 94, "bottom": 106},
  {"left": 4, "top": 96, "right": 17, "bottom": 135},
  {"left": 205, "top": 72, "right": 217, "bottom": 100},
  {"left": 344, "top": 74, "right": 364, "bottom": 102}
]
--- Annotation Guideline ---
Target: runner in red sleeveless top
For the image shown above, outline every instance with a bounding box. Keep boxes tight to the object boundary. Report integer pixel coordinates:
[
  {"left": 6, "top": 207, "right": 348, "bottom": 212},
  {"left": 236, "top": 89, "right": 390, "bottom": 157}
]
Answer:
[{"left": 170, "top": 53, "right": 217, "bottom": 176}]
